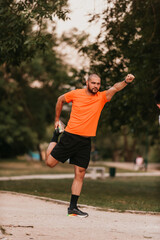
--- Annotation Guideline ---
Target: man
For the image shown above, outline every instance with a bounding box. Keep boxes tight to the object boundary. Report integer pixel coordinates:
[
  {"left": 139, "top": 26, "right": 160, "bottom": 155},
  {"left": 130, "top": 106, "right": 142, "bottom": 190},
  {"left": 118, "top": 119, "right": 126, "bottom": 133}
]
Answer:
[{"left": 46, "top": 73, "right": 135, "bottom": 217}]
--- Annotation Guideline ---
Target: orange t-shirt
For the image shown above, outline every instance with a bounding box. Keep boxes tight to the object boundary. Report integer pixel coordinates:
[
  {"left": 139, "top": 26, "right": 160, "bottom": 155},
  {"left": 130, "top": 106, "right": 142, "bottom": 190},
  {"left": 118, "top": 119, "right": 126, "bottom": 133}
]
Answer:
[{"left": 64, "top": 89, "right": 109, "bottom": 136}]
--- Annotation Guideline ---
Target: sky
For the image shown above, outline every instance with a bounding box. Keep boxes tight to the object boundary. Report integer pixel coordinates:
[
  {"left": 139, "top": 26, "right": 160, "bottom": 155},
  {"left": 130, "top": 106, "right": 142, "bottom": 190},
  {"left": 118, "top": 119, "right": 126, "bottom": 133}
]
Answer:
[
  {"left": 54, "top": 0, "right": 106, "bottom": 69},
  {"left": 56, "top": 0, "right": 106, "bottom": 38}
]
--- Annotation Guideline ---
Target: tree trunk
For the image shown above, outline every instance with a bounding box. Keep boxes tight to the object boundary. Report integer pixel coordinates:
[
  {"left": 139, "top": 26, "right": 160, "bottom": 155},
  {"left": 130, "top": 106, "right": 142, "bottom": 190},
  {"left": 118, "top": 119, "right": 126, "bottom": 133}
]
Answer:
[
  {"left": 112, "top": 150, "right": 121, "bottom": 162},
  {"left": 123, "top": 126, "right": 137, "bottom": 162}
]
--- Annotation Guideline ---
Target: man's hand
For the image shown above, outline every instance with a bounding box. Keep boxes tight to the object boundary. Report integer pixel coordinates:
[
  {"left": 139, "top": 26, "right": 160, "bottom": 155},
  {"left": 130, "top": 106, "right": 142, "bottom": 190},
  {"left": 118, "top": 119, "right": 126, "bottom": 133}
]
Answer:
[
  {"left": 55, "top": 121, "right": 59, "bottom": 129},
  {"left": 106, "top": 73, "right": 135, "bottom": 101},
  {"left": 125, "top": 74, "right": 135, "bottom": 83}
]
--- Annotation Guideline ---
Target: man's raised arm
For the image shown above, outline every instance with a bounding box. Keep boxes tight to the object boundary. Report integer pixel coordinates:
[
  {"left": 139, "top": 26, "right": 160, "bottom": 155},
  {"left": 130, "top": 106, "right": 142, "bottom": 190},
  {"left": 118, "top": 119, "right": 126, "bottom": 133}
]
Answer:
[
  {"left": 106, "top": 74, "right": 135, "bottom": 101},
  {"left": 54, "top": 94, "right": 66, "bottom": 128}
]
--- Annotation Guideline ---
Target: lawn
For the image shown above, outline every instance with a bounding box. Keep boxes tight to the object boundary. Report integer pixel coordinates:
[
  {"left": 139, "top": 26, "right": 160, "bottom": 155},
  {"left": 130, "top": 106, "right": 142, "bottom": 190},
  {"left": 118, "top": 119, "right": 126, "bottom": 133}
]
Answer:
[
  {"left": 0, "top": 158, "right": 135, "bottom": 177},
  {"left": 0, "top": 177, "right": 159, "bottom": 212},
  {"left": 0, "top": 158, "right": 159, "bottom": 212},
  {"left": 0, "top": 158, "right": 74, "bottom": 177}
]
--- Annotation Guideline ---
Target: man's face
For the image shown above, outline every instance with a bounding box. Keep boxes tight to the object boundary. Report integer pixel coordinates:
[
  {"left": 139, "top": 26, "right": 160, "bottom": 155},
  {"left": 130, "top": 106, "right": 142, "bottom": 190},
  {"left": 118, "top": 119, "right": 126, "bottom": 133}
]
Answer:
[
  {"left": 87, "top": 77, "right": 101, "bottom": 94},
  {"left": 157, "top": 104, "right": 160, "bottom": 109}
]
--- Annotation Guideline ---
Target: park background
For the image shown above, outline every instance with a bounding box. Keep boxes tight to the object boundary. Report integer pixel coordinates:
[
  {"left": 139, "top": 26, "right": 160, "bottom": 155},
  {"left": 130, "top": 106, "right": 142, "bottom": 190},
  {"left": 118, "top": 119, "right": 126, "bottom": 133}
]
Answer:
[{"left": 0, "top": 0, "right": 160, "bottom": 213}]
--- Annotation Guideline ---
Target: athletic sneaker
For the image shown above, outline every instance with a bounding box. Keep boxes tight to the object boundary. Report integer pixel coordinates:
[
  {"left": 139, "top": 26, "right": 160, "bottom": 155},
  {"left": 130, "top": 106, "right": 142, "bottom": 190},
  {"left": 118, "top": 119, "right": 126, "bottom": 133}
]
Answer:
[
  {"left": 67, "top": 207, "right": 89, "bottom": 218},
  {"left": 51, "top": 120, "right": 65, "bottom": 142}
]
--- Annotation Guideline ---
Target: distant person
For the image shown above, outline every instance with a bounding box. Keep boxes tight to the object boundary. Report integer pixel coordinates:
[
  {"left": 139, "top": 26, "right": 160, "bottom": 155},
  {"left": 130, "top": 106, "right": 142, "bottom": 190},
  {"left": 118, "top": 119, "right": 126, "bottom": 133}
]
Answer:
[
  {"left": 134, "top": 155, "right": 144, "bottom": 171},
  {"left": 46, "top": 73, "right": 135, "bottom": 217}
]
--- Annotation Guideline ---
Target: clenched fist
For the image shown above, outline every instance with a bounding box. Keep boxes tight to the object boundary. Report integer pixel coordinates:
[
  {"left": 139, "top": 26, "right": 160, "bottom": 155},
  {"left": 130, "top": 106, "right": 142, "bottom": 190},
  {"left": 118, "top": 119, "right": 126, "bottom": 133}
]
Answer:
[{"left": 125, "top": 74, "right": 135, "bottom": 83}]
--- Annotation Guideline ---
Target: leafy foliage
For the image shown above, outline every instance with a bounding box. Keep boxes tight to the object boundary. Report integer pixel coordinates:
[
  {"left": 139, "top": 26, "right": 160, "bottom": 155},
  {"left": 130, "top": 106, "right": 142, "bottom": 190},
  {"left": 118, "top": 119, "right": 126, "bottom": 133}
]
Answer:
[
  {"left": 69, "top": 0, "right": 160, "bottom": 161},
  {"left": 0, "top": 0, "right": 72, "bottom": 157},
  {"left": 0, "top": 43, "right": 73, "bottom": 157},
  {"left": 0, "top": 0, "right": 69, "bottom": 65},
  {"left": 81, "top": 0, "right": 160, "bottom": 132}
]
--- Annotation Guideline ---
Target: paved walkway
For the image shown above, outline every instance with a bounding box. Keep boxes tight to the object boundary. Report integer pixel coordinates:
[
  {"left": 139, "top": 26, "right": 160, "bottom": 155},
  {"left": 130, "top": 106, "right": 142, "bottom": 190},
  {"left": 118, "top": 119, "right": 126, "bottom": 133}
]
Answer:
[
  {"left": 100, "top": 161, "right": 160, "bottom": 172},
  {"left": 0, "top": 191, "right": 160, "bottom": 240},
  {"left": 0, "top": 171, "right": 160, "bottom": 181}
]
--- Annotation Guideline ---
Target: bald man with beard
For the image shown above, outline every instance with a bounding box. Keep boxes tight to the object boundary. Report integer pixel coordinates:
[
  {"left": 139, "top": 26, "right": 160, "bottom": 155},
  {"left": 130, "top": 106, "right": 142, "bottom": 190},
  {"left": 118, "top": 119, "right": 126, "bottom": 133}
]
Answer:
[{"left": 46, "top": 73, "right": 135, "bottom": 217}]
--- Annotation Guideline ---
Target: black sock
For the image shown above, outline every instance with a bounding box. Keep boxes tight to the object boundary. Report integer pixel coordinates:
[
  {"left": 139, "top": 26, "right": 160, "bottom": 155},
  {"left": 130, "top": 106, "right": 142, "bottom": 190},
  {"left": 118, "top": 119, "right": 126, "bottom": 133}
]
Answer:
[
  {"left": 50, "top": 129, "right": 60, "bottom": 143},
  {"left": 69, "top": 194, "right": 79, "bottom": 209}
]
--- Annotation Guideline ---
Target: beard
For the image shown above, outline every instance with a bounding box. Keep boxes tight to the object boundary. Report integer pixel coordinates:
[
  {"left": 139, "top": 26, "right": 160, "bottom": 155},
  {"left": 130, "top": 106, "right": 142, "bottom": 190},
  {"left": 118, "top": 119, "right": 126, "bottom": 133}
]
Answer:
[{"left": 87, "top": 85, "right": 99, "bottom": 94}]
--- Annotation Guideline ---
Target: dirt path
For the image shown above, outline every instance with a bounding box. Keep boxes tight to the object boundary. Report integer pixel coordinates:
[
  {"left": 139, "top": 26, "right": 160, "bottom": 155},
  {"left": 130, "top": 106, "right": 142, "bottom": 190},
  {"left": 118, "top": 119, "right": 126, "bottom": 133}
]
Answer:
[{"left": 0, "top": 192, "right": 159, "bottom": 240}]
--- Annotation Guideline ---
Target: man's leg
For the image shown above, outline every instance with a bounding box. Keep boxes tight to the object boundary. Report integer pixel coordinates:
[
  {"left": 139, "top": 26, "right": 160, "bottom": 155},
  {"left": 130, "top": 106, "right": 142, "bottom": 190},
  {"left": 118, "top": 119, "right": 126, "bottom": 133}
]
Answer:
[
  {"left": 72, "top": 165, "right": 86, "bottom": 196},
  {"left": 68, "top": 165, "right": 88, "bottom": 217},
  {"left": 46, "top": 142, "right": 59, "bottom": 168}
]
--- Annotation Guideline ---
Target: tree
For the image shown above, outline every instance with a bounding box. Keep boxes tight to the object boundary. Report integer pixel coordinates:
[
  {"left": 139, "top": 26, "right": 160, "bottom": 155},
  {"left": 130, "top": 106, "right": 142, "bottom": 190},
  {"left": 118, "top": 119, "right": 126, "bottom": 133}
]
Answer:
[
  {"left": 0, "top": 34, "right": 74, "bottom": 158},
  {"left": 72, "top": 0, "right": 160, "bottom": 161},
  {"left": 0, "top": 0, "right": 69, "bottom": 65},
  {"left": 0, "top": 0, "right": 73, "bottom": 158}
]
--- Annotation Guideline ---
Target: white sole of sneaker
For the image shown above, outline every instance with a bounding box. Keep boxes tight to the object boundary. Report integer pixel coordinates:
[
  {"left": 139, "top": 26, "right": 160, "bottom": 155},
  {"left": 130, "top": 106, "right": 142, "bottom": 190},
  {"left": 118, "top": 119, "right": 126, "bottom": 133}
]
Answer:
[{"left": 67, "top": 214, "right": 88, "bottom": 218}]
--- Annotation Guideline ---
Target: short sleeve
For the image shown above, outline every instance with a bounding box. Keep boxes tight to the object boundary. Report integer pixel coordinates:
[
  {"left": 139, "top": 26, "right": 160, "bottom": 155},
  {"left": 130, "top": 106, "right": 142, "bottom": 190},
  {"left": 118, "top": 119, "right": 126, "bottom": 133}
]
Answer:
[
  {"left": 101, "top": 91, "right": 110, "bottom": 104},
  {"left": 64, "top": 90, "right": 75, "bottom": 103}
]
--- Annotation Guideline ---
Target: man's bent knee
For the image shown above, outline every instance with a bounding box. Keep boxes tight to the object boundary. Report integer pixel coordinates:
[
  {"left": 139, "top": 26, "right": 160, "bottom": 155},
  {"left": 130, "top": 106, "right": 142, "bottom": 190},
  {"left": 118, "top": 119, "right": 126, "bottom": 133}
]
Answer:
[
  {"left": 46, "top": 154, "right": 58, "bottom": 168},
  {"left": 75, "top": 166, "right": 86, "bottom": 180}
]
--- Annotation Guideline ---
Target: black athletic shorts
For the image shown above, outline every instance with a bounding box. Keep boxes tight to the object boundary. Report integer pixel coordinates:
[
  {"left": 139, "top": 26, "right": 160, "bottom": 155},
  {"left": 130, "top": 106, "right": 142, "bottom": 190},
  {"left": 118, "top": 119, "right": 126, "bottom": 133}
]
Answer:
[{"left": 51, "top": 131, "right": 91, "bottom": 169}]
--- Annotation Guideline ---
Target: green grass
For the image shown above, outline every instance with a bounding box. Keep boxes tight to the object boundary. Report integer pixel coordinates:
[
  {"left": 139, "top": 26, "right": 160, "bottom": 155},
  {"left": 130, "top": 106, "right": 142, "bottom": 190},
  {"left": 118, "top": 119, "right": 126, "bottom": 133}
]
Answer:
[
  {"left": 0, "top": 158, "right": 136, "bottom": 177},
  {"left": 0, "top": 177, "right": 159, "bottom": 212},
  {"left": 0, "top": 158, "right": 159, "bottom": 212},
  {"left": 0, "top": 159, "right": 74, "bottom": 177}
]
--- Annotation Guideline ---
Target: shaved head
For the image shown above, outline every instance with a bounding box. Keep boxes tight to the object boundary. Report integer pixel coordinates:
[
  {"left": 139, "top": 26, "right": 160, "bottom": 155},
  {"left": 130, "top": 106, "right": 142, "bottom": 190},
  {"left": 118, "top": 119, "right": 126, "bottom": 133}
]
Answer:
[{"left": 88, "top": 74, "right": 101, "bottom": 82}]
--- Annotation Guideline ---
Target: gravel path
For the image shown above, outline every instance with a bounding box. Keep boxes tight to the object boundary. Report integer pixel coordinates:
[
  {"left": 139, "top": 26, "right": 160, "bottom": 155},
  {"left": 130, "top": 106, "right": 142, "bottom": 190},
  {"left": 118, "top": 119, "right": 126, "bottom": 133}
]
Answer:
[{"left": 0, "top": 191, "right": 160, "bottom": 240}]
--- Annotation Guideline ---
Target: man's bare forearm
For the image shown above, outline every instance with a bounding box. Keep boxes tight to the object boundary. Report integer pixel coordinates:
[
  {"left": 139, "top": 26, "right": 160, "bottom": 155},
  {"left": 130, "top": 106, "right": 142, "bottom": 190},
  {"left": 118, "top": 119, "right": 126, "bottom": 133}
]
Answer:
[
  {"left": 54, "top": 95, "right": 66, "bottom": 125},
  {"left": 55, "top": 99, "right": 63, "bottom": 122},
  {"left": 113, "top": 74, "right": 135, "bottom": 92},
  {"left": 113, "top": 80, "right": 127, "bottom": 92},
  {"left": 106, "top": 74, "right": 135, "bottom": 101}
]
